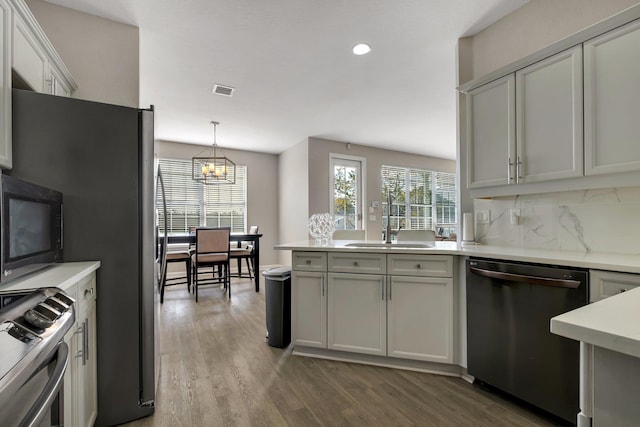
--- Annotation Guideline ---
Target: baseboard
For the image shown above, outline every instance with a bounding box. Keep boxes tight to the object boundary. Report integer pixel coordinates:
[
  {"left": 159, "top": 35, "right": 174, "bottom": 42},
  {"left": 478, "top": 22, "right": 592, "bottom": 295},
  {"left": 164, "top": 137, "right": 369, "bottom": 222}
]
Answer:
[{"left": 292, "top": 346, "right": 462, "bottom": 377}]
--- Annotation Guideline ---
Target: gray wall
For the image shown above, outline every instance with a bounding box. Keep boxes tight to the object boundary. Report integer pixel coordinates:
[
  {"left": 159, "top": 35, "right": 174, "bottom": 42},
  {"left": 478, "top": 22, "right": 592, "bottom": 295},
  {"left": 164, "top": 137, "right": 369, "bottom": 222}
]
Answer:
[
  {"left": 156, "top": 140, "right": 280, "bottom": 266},
  {"left": 26, "top": 0, "right": 140, "bottom": 108}
]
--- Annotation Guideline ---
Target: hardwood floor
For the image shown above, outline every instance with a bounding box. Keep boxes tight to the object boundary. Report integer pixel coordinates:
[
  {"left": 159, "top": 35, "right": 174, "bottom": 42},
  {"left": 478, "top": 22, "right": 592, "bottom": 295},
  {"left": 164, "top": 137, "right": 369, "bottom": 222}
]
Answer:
[{"left": 121, "top": 278, "right": 564, "bottom": 427}]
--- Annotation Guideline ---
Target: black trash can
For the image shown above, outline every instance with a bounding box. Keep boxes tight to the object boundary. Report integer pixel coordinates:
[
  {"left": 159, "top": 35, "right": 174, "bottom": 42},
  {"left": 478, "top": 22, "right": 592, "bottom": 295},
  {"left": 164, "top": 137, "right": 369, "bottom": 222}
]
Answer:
[{"left": 263, "top": 266, "right": 291, "bottom": 348}]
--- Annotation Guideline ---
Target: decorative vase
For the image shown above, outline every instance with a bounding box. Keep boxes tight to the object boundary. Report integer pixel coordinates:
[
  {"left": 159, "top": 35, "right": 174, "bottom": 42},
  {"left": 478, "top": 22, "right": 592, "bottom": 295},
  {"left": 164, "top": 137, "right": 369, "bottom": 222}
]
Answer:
[{"left": 308, "top": 213, "right": 335, "bottom": 245}]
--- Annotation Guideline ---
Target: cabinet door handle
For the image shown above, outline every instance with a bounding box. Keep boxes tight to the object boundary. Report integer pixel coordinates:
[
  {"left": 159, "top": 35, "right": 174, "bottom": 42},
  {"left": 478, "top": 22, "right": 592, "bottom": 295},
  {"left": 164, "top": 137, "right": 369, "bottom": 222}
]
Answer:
[
  {"left": 321, "top": 275, "right": 324, "bottom": 297},
  {"left": 381, "top": 277, "right": 385, "bottom": 300},
  {"left": 388, "top": 278, "right": 392, "bottom": 301},
  {"left": 75, "top": 322, "right": 85, "bottom": 361},
  {"left": 83, "top": 318, "right": 89, "bottom": 365},
  {"left": 517, "top": 155, "right": 523, "bottom": 180},
  {"left": 508, "top": 157, "right": 514, "bottom": 182}
]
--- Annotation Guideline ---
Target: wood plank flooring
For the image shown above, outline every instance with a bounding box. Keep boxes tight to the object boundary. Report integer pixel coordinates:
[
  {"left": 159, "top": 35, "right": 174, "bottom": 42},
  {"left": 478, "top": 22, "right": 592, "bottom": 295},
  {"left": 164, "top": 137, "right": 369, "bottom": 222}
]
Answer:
[{"left": 121, "top": 278, "right": 564, "bottom": 427}]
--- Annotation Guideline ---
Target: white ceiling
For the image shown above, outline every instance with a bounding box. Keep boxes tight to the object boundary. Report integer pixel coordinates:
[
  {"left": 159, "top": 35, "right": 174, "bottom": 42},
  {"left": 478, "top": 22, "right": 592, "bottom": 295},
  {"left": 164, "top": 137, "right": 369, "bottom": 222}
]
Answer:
[{"left": 44, "top": 0, "right": 527, "bottom": 159}]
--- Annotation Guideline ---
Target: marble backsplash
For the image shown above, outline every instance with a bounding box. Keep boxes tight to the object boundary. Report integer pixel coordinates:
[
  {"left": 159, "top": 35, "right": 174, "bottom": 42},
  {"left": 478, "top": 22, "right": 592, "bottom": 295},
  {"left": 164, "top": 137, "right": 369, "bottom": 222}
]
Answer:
[{"left": 473, "top": 187, "right": 640, "bottom": 255}]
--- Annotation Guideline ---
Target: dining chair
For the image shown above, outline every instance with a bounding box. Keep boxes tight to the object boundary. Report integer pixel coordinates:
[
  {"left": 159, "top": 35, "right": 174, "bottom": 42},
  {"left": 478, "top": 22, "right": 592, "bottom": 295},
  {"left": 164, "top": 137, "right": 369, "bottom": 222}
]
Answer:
[
  {"left": 332, "top": 229, "right": 366, "bottom": 240},
  {"left": 191, "top": 227, "right": 231, "bottom": 301},
  {"left": 230, "top": 225, "right": 259, "bottom": 279},
  {"left": 396, "top": 229, "right": 436, "bottom": 242},
  {"left": 160, "top": 244, "right": 192, "bottom": 303}
]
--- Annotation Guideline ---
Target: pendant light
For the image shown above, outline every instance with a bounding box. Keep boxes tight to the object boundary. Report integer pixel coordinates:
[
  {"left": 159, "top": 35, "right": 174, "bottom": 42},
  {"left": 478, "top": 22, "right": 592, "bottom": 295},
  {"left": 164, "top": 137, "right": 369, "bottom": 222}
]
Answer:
[{"left": 191, "top": 121, "right": 236, "bottom": 184}]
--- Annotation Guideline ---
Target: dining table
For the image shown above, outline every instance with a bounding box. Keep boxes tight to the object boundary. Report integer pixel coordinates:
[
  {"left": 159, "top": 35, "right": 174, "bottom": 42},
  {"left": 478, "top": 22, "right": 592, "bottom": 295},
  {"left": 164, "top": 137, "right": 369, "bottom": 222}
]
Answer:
[{"left": 164, "top": 232, "right": 263, "bottom": 292}]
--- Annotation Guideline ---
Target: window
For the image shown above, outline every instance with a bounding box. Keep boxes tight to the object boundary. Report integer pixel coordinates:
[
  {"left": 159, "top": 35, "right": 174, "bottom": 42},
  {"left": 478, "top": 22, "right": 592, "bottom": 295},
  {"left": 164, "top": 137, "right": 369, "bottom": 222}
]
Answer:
[
  {"left": 157, "top": 158, "right": 247, "bottom": 234},
  {"left": 381, "top": 165, "right": 457, "bottom": 238}
]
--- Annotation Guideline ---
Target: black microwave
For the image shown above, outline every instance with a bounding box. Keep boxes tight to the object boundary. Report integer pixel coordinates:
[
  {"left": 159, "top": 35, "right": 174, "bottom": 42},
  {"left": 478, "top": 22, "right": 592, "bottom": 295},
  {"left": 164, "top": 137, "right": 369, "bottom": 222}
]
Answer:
[{"left": 0, "top": 175, "right": 63, "bottom": 283}]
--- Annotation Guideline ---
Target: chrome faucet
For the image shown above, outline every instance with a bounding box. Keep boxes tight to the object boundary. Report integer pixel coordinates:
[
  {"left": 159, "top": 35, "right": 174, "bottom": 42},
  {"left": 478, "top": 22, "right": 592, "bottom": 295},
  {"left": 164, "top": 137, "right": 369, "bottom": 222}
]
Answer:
[{"left": 385, "top": 193, "right": 393, "bottom": 244}]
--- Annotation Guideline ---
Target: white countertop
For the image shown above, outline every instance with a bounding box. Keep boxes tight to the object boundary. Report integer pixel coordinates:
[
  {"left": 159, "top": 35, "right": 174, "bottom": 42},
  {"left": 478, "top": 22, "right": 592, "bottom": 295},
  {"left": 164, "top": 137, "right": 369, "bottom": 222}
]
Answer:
[
  {"left": 551, "top": 286, "right": 640, "bottom": 359},
  {"left": 0, "top": 261, "right": 101, "bottom": 293},
  {"left": 275, "top": 240, "right": 640, "bottom": 274}
]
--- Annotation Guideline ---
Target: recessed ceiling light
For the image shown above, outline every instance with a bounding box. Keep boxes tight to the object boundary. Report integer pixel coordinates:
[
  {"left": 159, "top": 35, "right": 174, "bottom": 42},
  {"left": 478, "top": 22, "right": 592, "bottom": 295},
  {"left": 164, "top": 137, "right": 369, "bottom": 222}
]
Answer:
[{"left": 352, "top": 43, "right": 371, "bottom": 55}]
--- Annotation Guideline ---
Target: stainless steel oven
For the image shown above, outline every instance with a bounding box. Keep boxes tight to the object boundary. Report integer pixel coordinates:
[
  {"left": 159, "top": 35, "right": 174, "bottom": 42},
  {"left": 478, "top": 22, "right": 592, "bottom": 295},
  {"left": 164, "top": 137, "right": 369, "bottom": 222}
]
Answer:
[{"left": 0, "top": 288, "right": 75, "bottom": 427}]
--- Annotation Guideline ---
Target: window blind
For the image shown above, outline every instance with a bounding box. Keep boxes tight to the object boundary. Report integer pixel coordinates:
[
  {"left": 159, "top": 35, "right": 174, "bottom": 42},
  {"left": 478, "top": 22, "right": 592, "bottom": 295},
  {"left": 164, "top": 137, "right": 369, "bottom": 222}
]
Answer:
[
  {"left": 157, "top": 158, "right": 247, "bottom": 234},
  {"left": 381, "top": 165, "right": 457, "bottom": 236}
]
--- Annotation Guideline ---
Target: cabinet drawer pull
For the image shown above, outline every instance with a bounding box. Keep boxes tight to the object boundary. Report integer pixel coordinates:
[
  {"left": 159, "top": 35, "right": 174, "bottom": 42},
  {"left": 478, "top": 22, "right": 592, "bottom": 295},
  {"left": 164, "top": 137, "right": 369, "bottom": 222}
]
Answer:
[
  {"left": 416, "top": 263, "right": 423, "bottom": 269},
  {"left": 84, "top": 288, "right": 94, "bottom": 297},
  {"left": 353, "top": 261, "right": 359, "bottom": 267},
  {"left": 305, "top": 259, "right": 311, "bottom": 264}
]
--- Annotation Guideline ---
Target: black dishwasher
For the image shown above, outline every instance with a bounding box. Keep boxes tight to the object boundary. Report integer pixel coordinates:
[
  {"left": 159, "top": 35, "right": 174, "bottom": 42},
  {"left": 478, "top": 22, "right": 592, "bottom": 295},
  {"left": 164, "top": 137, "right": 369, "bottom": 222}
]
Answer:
[{"left": 466, "top": 258, "right": 588, "bottom": 425}]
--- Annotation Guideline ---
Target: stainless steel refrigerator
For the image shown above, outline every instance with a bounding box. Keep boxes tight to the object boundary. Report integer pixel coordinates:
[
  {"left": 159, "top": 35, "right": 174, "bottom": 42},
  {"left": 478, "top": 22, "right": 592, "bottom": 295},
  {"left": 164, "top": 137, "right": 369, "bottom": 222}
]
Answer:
[{"left": 10, "top": 88, "right": 158, "bottom": 426}]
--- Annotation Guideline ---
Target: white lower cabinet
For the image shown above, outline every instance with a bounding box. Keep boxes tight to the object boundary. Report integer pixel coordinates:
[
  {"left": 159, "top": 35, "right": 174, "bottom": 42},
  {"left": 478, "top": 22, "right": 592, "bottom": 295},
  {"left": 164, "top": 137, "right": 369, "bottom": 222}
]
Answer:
[
  {"left": 291, "top": 270, "right": 327, "bottom": 348},
  {"left": 63, "top": 323, "right": 77, "bottom": 425},
  {"left": 61, "top": 271, "right": 98, "bottom": 427},
  {"left": 387, "top": 275, "right": 453, "bottom": 363},
  {"left": 76, "top": 274, "right": 97, "bottom": 427},
  {"left": 327, "top": 272, "right": 386, "bottom": 356},
  {"left": 590, "top": 270, "right": 640, "bottom": 303},
  {"left": 291, "top": 250, "right": 454, "bottom": 366}
]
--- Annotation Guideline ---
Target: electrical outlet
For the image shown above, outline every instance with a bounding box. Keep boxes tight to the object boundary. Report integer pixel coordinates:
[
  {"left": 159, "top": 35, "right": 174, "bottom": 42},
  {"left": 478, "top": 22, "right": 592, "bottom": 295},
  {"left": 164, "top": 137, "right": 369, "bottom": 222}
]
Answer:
[
  {"left": 477, "top": 210, "right": 490, "bottom": 223},
  {"left": 372, "top": 201, "right": 379, "bottom": 208}
]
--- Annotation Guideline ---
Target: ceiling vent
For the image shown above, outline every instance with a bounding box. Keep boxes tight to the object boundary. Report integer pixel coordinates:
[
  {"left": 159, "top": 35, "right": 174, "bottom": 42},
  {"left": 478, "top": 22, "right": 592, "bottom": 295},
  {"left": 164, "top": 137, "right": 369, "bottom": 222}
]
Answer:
[{"left": 212, "top": 84, "right": 235, "bottom": 97}]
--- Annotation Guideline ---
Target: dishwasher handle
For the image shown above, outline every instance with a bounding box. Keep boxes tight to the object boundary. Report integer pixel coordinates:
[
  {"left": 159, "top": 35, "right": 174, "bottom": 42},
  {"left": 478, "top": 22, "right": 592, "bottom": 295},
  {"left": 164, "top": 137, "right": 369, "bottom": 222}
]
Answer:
[{"left": 469, "top": 266, "right": 580, "bottom": 289}]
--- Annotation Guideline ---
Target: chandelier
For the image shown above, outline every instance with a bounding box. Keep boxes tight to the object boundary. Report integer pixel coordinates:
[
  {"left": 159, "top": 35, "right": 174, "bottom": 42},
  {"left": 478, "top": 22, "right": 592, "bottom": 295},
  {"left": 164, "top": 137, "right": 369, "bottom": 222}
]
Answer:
[{"left": 192, "top": 121, "right": 236, "bottom": 184}]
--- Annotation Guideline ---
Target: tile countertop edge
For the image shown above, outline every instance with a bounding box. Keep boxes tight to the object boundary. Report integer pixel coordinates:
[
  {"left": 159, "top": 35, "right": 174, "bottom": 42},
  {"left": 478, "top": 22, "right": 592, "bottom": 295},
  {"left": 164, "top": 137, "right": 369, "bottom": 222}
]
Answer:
[
  {"left": 0, "top": 261, "right": 101, "bottom": 293},
  {"left": 551, "top": 286, "right": 640, "bottom": 359},
  {"left": 274, "top": 241, "right": 640, "bottom": 274}
]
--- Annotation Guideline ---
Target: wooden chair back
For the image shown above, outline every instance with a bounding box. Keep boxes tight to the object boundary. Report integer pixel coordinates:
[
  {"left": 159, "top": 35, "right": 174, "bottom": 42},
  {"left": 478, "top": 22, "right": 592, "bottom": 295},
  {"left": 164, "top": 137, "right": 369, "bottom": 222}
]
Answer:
[{"left": 196, "top": 227, "right": 230, "bottom": 254}]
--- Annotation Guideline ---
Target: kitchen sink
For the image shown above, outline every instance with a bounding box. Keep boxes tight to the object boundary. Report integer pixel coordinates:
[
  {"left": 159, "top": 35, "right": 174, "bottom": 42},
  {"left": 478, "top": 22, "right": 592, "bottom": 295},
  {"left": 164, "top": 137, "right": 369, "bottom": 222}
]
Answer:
[{"left": 343, "top": 242, "right": 434, "bottom": 249}]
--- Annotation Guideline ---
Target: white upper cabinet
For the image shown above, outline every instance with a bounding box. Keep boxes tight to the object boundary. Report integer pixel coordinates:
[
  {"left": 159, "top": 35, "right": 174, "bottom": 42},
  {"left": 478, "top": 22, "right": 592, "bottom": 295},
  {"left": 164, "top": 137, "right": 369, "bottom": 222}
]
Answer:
[
  {"left": 516, "top": 46, "right": 583, "bottom": 183},
  {"left": 467, "top": 47, "right": 583, "bottom": 189},
  {"left": 0, "top": 0, "right": 76, "bottom": 170},
  {"left": 10, "top": 0, "right": 76, "bottom": 97},
  {"left": 12, "top": 8, "right": 46, "bottom": 92},
  {"left": 466, "top": 74, "right": 515, "bottom": 188},
  {"left": 584, "top": 19, "right": 640, "bottom": 175},
  {"left": 0, "top": 0, "right": 11, "bottom": 169},
  {"left": 461, "top": 6, "right": 640, "bottom": 196}
]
